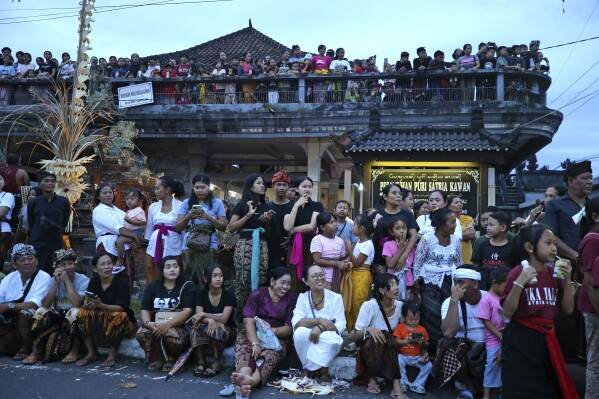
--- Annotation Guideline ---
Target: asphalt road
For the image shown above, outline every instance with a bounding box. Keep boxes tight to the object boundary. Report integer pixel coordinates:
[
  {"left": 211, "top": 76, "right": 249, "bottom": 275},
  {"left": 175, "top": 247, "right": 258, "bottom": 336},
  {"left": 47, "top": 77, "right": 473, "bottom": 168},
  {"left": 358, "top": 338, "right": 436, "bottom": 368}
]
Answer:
[{"left": 0, "top": 356, "right": 457, "bottom": 399}]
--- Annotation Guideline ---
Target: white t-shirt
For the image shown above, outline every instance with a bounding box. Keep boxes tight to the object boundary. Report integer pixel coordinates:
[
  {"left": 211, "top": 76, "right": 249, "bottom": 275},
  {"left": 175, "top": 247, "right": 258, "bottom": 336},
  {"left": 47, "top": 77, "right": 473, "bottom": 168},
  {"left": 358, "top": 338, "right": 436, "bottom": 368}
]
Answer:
[
  {"left": 353, "top": 239, "right": 374, "bottom": 266},
  {"left": 440, "top": 291, "right": 487, "bottom": 343},
  {"left": 330, "top": 59, "right": 351, "bottom": 73},
  {"left": 0, "top": 192, "right": 15, "bottom": 233},
  {"left": 92, "top": 203, "right": 126, "bottom": 256},
  {"left": 54, "top": 273, "right": 90, "bottom": 310},
  {"left": 0, "top": 269, "right": 52, "bottom": 308},
  {"left": 355, "top": 298, "right": 403, "bottom": 332}
]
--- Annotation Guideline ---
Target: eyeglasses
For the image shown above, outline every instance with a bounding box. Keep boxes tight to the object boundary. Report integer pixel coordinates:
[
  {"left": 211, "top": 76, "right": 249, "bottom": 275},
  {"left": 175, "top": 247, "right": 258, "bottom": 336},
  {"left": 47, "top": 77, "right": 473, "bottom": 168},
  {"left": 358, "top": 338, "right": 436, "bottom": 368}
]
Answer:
[{"left": 309, "top": 273, "right": 326, "bottom": 280}]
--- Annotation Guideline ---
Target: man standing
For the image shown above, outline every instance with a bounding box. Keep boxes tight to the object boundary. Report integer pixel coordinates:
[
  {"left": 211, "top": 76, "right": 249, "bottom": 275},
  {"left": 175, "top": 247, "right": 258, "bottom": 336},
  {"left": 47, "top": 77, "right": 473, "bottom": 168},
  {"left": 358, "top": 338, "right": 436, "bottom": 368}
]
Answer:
[
  {"left": 544, "top": 160, "right": 593, "bottom": 362},
  {"left": 268, "top": 171, "right": 292, "bottom": 270},
  {"left": 0, "top": 244, "right": 52, "bottom": 359},
  {"left": 27, "top": 171, "right": 71, "bottom": 274}
]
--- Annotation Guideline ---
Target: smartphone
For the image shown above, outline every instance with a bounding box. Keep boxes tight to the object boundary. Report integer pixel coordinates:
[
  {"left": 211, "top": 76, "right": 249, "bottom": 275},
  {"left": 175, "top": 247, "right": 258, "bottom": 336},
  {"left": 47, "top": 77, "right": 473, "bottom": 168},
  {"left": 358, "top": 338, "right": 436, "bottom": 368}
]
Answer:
[
  {"left": 85, "top": 291, "right": 98, "bottom": 299},
  {"left": 192, "top": 205, "right": 204, "bottom": 213},
  {"left": 411, "top": 332, "right": 423, "bottom": 340}
]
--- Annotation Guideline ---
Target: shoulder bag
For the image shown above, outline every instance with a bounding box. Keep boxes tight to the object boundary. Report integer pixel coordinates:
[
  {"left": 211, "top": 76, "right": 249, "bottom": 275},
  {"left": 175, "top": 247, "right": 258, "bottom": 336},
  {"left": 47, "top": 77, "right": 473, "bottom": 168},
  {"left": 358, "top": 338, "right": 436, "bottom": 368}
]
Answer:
[
  {"left": 186, "top": 223, "right": 215, "bottom": 252},
  {"left": 154, "top": 281, "right": 192, "bottom": 324},
  {"left": 460, "top": 300, "right": 486, "bottom": 379}
]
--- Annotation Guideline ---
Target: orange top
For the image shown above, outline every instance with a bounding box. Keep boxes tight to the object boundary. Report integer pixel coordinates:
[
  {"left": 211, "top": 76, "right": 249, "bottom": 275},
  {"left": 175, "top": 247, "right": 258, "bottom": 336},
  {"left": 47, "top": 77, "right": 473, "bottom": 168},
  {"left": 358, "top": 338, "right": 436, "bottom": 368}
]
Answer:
[{"left": 393, "top": 323, "right": 429, "bottom": 357}]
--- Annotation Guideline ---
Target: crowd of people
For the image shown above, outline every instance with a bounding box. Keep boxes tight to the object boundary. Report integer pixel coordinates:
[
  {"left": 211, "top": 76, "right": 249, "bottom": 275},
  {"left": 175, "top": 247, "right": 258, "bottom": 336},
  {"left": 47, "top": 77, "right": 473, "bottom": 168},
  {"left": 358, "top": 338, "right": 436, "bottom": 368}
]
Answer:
[
  {"left": 0, "top": 156, "right": 596, "bottom": 399},
  {"left": 0, "top": 40, "right": 551, "bottom": 106}
]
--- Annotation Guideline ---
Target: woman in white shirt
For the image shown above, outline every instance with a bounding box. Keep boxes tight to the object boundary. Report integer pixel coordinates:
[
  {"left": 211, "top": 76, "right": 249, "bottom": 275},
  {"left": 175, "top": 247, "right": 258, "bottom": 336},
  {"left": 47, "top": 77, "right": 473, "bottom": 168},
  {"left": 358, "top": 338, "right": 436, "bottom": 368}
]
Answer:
[
  {"left": 292, "top": 265, "right": 345, "bottom": 384},
  {"left": 145, "top": 176, "right": 184, "bottom": 282},
  {"left": 92, "top": 183, "right": 141, "bottom": 273},
  {"left": 351, "top": 274, "right": 406, "bottom": 399}
]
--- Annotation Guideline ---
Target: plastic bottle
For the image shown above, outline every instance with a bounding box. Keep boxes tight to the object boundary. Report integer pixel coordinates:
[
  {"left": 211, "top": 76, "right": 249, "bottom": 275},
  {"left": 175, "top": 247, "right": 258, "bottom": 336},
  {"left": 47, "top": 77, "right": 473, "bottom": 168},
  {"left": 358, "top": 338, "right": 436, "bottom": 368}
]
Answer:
[{"left": 522, "top": 260, "right": 537, "bottom": 284}]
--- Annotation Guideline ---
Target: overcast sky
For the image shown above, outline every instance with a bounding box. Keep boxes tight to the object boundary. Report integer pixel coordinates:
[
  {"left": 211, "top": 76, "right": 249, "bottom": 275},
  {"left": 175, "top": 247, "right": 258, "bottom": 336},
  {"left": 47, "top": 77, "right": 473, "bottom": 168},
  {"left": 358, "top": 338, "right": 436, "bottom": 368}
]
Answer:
[{"left": 2, "top": 0, "right": 598, "bottom": 173}]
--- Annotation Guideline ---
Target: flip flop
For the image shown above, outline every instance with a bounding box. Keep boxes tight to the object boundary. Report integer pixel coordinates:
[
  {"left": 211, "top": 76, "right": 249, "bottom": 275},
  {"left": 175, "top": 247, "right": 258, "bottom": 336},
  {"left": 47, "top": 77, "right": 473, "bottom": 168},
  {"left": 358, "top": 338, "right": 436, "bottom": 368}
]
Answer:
[
  {"left": 61, "top": 354, "right": 80, "bottom": 364},
  {"left": 193, "top": 363, "right": 206, "bottom": 377},
  {"left": 202, "top": 366, "right": 221, "bottom": 378},
  {"left": 367, "top": 384, "right": 381, "bottom": 394},
  {"left": 22, "top": 354, "right": 39, "bottom": 365},
  {"left": 161, "top": 362, "right": 174, "bottom": 372},
  {"left": 12, "top": 352, "right": 28, "bottom": 361},
  {"left": 75, "top": 357, "right": 97, "bottom": 367},
  {"left": 101, "top": 358, "right": 118, "bottom": 368},
  {"left": 148, "top": 360, "right": 163, "bottom": 371}
]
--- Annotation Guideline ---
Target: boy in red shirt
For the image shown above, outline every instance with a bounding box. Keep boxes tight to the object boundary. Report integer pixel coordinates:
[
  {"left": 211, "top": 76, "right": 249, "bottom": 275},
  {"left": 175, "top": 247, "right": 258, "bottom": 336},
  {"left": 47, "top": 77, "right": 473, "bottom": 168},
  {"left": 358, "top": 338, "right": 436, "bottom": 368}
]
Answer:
[{"left": 393, "top": 301, "right": 432, "bottom": 395}]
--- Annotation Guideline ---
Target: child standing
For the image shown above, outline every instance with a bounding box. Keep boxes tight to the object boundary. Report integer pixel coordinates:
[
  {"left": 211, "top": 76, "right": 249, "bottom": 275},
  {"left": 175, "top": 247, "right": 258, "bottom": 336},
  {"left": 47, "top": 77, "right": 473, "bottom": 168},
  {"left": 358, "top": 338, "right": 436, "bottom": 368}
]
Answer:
[
  {"left": 114, "top": 189, "right": 147, "bottom": 272},
  {"left": 501, "top": 224, "right": 577, "bottom": 398},
  {"left": 211, "top": 61, "right": 226, "bottom": 104},
  {"left": 382, "top": 216, "right": 415, "bottom": 300},
  {"left": 267, "top": 70, "right": 279, "bottom": 104},
  {"left": 334, "top": 200, "right": 355, "bottom": 244},
  {"left": 477, "top": 266, "right": 510, "bottom": 399},
  {"left": 471, "top": 211, "right": 517, "bottom": 290},
  {"left": 343, "top": 214, "right": 374, "bottom": 333},
  {"left": 310, "top": 211, "right": 348, "bottom": 292},
  {"left": 394, "top": 301, "right": 432, "bottom": 395}
]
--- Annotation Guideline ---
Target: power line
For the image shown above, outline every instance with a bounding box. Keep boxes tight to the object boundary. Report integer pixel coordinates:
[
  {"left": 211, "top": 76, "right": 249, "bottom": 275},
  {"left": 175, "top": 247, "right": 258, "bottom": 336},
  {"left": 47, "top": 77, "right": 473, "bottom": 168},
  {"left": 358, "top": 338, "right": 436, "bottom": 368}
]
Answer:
[
  {"left": 564, "top": 90, "right": 599, "bottom": 118},
  {"left": 0, "top": 0, "right": 232, "bottom": 25},
  {"left": 548, "top": 58, "right": 599, "bottom": 106},
  {"left": 548, "top": 0, "right": 599, "bottom": 85},
  {"left": 541, "top": 35, "right": 599, "bottom": 50},
  {"left": 0, "top": 0, "right": 174, "bottom": 12}
]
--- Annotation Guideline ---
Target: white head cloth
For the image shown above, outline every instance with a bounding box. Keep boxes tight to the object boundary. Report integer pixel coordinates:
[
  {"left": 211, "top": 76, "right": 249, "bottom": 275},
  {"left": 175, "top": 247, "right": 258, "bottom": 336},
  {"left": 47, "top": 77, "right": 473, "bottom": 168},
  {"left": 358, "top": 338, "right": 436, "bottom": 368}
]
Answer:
[{"left": 454, "top": 268, "right": 481, "bottom": 281}]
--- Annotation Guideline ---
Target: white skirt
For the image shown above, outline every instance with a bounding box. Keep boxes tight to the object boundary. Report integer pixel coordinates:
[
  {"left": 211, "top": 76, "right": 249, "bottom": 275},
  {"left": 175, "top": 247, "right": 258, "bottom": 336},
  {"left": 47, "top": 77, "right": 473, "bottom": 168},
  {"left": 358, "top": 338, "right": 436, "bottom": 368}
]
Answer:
[{"left": 293, "top": 327, "right": 343, "bottom": 371}]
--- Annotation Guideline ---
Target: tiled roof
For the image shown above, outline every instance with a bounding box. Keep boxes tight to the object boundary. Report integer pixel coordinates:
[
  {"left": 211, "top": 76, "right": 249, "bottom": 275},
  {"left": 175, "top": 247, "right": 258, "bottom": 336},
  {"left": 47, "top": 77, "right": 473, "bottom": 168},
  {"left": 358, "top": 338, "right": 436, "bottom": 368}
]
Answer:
[
  {"left": 331, "top": 128, "right": 503, "bottom": 153},
  {"left": 146, "top": 23, "right": 291, "bottom": 67}
]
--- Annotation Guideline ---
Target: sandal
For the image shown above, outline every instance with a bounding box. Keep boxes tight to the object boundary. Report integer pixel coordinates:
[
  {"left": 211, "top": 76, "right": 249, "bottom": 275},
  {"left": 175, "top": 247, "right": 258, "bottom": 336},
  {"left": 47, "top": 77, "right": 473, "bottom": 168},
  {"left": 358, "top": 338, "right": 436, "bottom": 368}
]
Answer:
[
  {"left": 390, "top": 393, "right": 408, "bottom": 399},
  {"left": 101, "top": 358, "right": 118, "bottom": 368},
  {"left": 12, "top": 352, "right": 28, "bottom": 361},
  {"left": 367, "top": 384, "right": 381, "bottom": 394},
  {"left": 148, "top": 360, "right": 163, "bottom": 371},
  {"left": 62, "top": 354, "right": 79, "bottom": 364},
  {"left": 319, "top": 372, "right": 332, "bottom": 385},
  {"left": 202, "top": 366, "right": 221, "bottom": 378},
  {"left": 457, "top": 390, "right": 474, "bottom": 399},
  {"left": 22, "top": 354, "right": 39, "bottom": 365},
  {"left": 410, "top": 386, "right": 426, "bottom": 395},
  {"left": 161, "top": 362, "right": 174, "bottom": 372},
  {"left": 193, "top": 363, "right": 206, "bottom": 377},
  {"left": 75, "top": 357, "right": 97, "bottom": 367}
]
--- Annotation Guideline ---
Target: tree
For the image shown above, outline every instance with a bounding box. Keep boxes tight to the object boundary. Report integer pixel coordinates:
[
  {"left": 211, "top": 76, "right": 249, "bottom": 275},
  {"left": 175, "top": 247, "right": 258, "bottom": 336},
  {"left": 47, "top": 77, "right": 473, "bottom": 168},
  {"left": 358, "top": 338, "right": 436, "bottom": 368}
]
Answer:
[{"left": 527, "top": 154, "right": 538, "bottom": 171}]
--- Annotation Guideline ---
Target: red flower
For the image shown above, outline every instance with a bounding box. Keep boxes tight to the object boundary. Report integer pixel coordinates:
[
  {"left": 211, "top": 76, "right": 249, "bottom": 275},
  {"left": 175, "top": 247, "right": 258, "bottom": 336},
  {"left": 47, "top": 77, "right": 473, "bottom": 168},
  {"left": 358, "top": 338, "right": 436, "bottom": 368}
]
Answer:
[{"left": 63, "top": 188, "right": 70, "bottom": 192}]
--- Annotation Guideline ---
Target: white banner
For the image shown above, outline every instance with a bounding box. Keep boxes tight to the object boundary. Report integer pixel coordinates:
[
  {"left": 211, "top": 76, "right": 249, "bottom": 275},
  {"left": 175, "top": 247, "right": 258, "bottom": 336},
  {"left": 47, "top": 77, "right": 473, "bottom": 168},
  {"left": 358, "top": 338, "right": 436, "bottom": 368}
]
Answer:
[{"left": 117, "top": 82, "right": 154, "bottom": 108}]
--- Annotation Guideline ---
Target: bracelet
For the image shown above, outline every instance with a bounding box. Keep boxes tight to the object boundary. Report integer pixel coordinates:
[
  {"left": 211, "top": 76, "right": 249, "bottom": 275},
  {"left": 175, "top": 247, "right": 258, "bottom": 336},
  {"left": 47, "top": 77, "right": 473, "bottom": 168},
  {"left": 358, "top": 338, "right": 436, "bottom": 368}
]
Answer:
[
  {"left": 317, "top": 325, "right": 324, "bottom": 332},
  {"left": 513, "top": 282, "right": 525, "bottom": 289},
  {"left": 251, "top": 342, "right": 260, "bottom": 347},
  {"left": 450, "top": 299, "right": 458, "bottom": 304}
]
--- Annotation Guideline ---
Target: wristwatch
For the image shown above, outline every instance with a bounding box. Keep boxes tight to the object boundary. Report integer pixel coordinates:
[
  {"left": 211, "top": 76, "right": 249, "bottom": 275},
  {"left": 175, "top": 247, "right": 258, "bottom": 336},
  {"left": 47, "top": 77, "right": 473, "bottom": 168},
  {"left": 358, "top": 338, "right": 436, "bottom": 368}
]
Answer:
[{"left": 8, "top": 303, "right": 15, "bottom": 309}]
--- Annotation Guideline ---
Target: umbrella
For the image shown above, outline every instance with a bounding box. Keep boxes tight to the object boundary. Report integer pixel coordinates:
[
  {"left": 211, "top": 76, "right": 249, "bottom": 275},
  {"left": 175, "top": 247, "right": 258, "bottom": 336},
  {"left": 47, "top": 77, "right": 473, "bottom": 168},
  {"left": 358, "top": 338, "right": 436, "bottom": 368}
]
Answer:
[{"left": 165, "top": 347, "right": 193, "bottom": 381}]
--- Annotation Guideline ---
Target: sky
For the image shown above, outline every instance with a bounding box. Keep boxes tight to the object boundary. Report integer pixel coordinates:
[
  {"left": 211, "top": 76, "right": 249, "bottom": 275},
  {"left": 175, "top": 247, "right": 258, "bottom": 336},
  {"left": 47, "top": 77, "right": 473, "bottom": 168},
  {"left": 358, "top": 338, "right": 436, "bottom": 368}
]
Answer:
[{"left": 1, "top": 0, "right": 598, "bottom": 173}]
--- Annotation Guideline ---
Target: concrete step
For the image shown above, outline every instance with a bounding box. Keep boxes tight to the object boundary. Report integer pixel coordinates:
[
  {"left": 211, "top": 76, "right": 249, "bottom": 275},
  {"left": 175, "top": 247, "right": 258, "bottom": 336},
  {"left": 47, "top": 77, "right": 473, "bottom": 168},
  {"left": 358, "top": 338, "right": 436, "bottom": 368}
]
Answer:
[{"left": 104, "top": 338, "right": 358, "bottom": 380}]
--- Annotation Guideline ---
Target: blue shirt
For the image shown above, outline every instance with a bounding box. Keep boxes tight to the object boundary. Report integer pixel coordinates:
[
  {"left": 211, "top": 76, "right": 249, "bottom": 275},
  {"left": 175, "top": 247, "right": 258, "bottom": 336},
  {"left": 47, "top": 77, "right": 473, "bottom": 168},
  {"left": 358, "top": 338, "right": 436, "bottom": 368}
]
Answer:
[
  {"left": 336, "top": 218, "right": 357, "bottom": 243},
  {"left": 178, "top": 198, "right": 226, "bottom": 249}
]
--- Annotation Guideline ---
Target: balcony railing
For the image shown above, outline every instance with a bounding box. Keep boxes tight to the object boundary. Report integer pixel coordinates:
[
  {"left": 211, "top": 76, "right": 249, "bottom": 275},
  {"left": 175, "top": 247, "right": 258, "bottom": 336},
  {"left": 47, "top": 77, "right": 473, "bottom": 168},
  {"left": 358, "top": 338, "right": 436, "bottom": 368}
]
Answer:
[{"left": 0, "top": 70, "right": 551, "bottom": 108}]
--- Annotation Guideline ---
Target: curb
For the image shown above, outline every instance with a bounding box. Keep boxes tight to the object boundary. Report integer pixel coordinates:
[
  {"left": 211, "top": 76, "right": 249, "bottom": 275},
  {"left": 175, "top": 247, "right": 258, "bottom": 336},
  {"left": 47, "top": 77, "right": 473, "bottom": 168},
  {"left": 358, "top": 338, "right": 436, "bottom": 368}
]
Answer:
[{"left": 104, "top": 338, "right": 357, "bottom": 380}]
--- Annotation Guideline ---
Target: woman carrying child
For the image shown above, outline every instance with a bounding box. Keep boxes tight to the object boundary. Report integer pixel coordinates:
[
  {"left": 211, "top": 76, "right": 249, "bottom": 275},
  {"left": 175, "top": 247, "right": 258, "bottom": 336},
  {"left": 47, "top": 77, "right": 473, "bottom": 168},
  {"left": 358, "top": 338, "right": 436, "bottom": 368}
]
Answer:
[
  {"left": 114, "top": 189, "right": 147, "bottom": 272},
  {"left": 501, "top": 224, "right": 577, "bottom": 398}
]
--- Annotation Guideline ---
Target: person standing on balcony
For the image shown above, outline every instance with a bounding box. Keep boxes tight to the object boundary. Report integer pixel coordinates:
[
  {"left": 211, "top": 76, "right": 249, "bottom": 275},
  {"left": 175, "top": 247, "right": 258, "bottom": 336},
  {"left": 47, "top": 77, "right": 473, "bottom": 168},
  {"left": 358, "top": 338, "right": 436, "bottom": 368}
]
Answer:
[
  {"left": 413, "top": 47, "right": 431, "bottom": 101},
  {"left": 238, "top": 52, "right": 257, "bottom": 104},
  {"left": 456, "top": 44, "right": 479, "bottom": 101}
]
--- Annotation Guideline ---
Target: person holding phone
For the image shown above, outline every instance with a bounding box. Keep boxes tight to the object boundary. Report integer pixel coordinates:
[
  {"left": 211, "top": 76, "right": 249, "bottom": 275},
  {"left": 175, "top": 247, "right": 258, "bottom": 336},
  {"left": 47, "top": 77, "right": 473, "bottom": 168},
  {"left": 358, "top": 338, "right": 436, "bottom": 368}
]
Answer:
[
  {"left": 24, "top": 249, "right": 89, "bottom": 364},
  {"left": 175, "top": 174, "right": 227, "bottom": 287},
  {"left": 75, "top": 252, "right": 136, "bottom": 368},
  {"left": 513, "top": 185, "right": 566, "bottom": 228},
  {"left": 227, "top": 174, "right": 273, "bottom": 323}
]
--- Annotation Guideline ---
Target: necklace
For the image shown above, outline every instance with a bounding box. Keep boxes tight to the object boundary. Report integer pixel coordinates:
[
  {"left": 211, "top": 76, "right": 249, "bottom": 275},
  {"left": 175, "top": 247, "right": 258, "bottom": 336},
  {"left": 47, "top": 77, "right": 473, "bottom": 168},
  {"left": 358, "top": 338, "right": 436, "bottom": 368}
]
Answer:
[
  {"left": 311, "top": 291, "right": 324, "bottom": 307},
  {"left": 163, "top": 284, "right": 175, "bottom": 295}
]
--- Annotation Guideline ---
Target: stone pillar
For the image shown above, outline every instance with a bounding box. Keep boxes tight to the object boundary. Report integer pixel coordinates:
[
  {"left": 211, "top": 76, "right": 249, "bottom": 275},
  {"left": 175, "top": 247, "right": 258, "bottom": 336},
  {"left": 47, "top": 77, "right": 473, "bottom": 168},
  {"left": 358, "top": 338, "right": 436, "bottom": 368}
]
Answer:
[
  {"left": 496, "top": 72, "right": 504, "bottom": 101},
  {"left": 307, "top": 138, "right": 321, "bottom": 201},
  {"left": 187, "top": 154, "right": 206, "bottom": 185},
  {"left": 343, "top": 167, "right": 352, "bottom": 202},
  {"left": 488, "top": 166, "right": 496, "bottom": 206},
  {"left": 328, "top": 164, "right": 339, "bottom": 211}
]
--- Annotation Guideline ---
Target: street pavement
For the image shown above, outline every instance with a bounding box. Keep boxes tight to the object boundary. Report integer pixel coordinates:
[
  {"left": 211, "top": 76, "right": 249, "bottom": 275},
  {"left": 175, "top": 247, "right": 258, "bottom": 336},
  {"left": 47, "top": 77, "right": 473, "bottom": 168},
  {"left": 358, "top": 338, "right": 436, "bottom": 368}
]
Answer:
[{"left": 0, "top": 356, "right": 457, "bottom": 399}]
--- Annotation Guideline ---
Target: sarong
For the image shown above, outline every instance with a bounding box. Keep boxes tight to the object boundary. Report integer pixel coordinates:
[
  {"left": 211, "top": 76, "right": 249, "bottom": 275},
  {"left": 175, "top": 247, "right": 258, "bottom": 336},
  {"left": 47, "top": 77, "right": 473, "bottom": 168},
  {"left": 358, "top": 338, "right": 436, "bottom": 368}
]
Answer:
[
  {"left": 233, "top": 238, "right": 268, "bottom": 323},
  {"left": 235, "top": 327, "right": 290, "bottom": 386},
  {"left": 136, "top": 325, "right": 190, "bottom": 362}
]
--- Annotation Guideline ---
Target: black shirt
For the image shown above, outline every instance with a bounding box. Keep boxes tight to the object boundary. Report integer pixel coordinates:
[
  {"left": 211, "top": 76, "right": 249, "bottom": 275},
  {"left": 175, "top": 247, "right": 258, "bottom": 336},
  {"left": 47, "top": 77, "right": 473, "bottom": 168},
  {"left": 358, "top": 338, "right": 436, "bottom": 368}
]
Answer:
[
  {"left": 372, "top": 208, "right": 418, "bottom": 265},
  {"left": 413, "top": 57, "right": 432, "bottom": 72},
  {"left": 87, "top": 275, "right": 131, "bottom": 309},
  {"left": 285, "top": 200, "right": 324, "bottom": 227},
  {"left": 232, "top": 201, "right": 271, "bottom": 239},
  {"left": 395, "top": 60, "right": 413, "bottom": 72},
  {"left": 38, "top": 61, "right": 57, "bottom": 77},
  {"left": 544, "top": 194, "right": 587, "bottom": 252},
  {"left": 141, "top": 280, "right": 196, "bottom": 312},
  {"left": 196, "top": 288, "right": 236, "bottom": 328},
  {"left": 479, "top": 57, "right": 496, "bottom": 70},
  {"left": 27, "top": 194, "right": 71, "bottom": 248}
]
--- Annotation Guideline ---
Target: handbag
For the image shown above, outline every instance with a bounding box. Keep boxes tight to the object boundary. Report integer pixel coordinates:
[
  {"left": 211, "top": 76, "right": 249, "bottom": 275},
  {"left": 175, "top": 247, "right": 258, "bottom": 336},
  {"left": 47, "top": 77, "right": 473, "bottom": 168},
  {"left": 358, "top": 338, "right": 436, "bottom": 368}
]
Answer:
[
  {"left": 153, "top": 281, "right": 192, "bottom": 325},
  {"left": 460, "top": 300, "right": 487, "bottom": 379},
  {"left": 218, "top": 228, "right": 240, "bottom": 252},
  {"left": 186, "top": 224, "right": 215, "bottom": 252}
]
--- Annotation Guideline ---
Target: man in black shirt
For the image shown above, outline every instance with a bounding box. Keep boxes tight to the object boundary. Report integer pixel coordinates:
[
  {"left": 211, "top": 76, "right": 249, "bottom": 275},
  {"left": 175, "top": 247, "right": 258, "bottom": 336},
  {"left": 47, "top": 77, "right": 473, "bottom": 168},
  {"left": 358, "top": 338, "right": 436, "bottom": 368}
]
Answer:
[
  {"left": 27, "top": 171, "right": 71, "bottom": 274},
  {"left": 42, "top": 51, "right": 58, "bottom": 79}
]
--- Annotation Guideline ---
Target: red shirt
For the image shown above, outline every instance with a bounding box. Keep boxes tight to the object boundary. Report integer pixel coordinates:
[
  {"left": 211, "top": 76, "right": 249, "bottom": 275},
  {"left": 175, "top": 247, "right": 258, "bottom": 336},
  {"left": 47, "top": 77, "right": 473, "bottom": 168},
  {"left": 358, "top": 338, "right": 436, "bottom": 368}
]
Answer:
[
  {"left": 393, "top": 323, "right": 429, "bottom": 357},
  {"left": 160, "top": 70, "right": 177, "bottom": 97},
  {"left": 577, "top": 230, "right": 599, "bottom": 313},
  {"left": 501, "top": 264, "right": 564, "bottom": 320}
]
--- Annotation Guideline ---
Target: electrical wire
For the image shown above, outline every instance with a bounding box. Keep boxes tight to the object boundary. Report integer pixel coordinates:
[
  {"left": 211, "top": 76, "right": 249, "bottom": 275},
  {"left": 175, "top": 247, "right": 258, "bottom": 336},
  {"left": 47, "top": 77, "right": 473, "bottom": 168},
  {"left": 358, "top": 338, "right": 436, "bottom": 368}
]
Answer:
[
  {"left": 549, "top": 58, "right": 599, "bottom": 106},
  {"left": 541, "top": 35, "right": 599, "bottom": 50},
  {"left": 0, "top": 0, "right": 232, "bottom": 25},
  {"left": 549, "top": 0, "right": 599, "bottom": 86}
]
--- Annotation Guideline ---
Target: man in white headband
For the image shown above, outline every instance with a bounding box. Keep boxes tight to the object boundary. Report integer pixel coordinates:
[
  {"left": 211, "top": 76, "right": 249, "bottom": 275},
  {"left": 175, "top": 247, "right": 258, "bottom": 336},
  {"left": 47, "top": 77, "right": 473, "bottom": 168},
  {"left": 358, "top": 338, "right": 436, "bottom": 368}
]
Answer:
[{"left": 438, "top": 265, "right": 487, "bottom": 397}]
